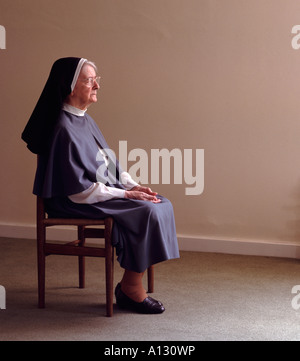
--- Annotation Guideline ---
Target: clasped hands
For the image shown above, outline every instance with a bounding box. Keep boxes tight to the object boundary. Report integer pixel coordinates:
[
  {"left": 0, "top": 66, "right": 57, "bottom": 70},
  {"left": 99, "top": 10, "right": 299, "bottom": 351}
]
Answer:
[{"left": 124, "top": 186, "right": 161, "bottom": 203}]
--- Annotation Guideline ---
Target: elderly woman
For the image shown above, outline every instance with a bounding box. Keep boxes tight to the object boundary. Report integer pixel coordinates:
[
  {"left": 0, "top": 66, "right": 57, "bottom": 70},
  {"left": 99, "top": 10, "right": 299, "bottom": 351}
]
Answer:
[{"left": 22, "top": 57, "right": 179, "bottom": 314}]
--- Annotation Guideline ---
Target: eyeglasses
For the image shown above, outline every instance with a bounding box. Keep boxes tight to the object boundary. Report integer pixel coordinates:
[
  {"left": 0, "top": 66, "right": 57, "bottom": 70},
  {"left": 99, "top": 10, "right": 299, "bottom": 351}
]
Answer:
[{"left": 81, "top": 76, "right": 101, "bottom": 87}]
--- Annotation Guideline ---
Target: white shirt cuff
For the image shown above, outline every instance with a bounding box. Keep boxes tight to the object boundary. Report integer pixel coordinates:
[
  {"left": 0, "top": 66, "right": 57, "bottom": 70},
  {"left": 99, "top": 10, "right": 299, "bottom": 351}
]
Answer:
[
  {"left": 68, "top": 172, "right": 139, "bottom": 204},
  {"left": 68, "top": 182, "right": 126, "bottom": 204},
  {"left": 120, "top": 171, "right": 139, "bottom": 190}
]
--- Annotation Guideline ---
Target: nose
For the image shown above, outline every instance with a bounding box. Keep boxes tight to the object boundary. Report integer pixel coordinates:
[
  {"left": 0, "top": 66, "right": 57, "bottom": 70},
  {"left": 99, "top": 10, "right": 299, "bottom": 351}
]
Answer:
[{"left": 93, "top": 79, "right": 100, "bottom": 90}]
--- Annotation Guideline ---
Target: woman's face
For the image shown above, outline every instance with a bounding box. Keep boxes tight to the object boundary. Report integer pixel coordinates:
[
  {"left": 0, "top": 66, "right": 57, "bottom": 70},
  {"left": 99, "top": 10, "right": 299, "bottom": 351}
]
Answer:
[{"left": 68, "top": 64, "right": 100, "bottom": 109}]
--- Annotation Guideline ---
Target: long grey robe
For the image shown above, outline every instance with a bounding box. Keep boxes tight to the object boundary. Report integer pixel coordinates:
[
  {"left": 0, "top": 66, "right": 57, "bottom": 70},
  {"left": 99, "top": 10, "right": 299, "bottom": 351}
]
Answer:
[{"left": 34, "top": 110, "right": 180, "bottom": 272}]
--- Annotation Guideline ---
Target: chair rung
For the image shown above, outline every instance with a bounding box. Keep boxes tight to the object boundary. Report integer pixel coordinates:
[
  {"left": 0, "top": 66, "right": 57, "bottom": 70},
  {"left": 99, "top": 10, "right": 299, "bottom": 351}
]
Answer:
[
  {"left": 43, "top": 218, "right": 106, "bottom": 226},
  {"left": 84, "top": 228, "right": 105, "bottom": 238},
  {"left": 45, "top": 243, "right": 106, "bottom": 257}
]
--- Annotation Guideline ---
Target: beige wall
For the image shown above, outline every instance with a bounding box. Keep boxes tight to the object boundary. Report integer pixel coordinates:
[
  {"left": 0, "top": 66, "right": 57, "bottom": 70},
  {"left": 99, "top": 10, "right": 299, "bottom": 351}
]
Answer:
[{"left": 1, "top": 0, "right": 300, "bottom": 246}]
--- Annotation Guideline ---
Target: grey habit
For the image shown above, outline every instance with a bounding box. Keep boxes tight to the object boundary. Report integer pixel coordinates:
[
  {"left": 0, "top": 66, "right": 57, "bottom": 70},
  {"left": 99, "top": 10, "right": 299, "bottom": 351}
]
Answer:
[{"left": 22, "top": 57, "right": 179, "bottom": 273}]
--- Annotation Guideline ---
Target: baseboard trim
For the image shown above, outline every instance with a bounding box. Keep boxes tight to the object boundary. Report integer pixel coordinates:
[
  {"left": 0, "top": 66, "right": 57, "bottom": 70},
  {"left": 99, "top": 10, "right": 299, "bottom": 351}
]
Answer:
[
  {"left": 0, "top": 223, "right": 78, "bottom": 242},
  {"left": 177, "top": 234, "right": 300, "bottom": 259},
  {"left": 1, "top": 223, "right": 300, "bottom": 259}
]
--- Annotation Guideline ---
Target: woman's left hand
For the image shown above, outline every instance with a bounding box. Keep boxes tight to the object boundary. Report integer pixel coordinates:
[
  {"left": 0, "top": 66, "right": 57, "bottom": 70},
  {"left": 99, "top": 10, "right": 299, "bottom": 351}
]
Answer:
[
  {"left": 126, "top": 186, "right": 161, "bottom": 203},
  {"left": 131, "top": 186, "right": 158, "bottom": 196}
]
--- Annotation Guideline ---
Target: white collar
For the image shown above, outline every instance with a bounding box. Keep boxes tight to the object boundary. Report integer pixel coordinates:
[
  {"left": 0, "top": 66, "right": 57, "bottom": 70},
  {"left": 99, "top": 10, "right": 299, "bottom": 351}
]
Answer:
[{"left": 62, "top": 103, "right": 87, "bottom": 116}]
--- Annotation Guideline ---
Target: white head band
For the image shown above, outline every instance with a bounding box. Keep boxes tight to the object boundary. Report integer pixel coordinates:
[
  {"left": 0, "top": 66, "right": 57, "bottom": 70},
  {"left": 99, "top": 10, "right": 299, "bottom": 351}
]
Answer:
[{"left": 71, "top": 58, "right": 87, "bottom": 91}]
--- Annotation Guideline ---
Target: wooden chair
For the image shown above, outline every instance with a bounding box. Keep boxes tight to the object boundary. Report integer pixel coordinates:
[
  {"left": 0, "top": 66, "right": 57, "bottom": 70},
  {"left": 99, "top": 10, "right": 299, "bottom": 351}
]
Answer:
[{"left": 36, "top": 196, "right": 154, "bottom": 317}]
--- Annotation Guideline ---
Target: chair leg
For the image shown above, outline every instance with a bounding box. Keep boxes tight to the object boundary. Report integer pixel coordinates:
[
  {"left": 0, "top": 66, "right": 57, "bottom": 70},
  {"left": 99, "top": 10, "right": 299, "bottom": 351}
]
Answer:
[
  {"left": 105, "top": 218, "right": 114, "bottom": 317},
  {"left": 37, "top": 257, "right": 45, "bottom": 308},
  {"left": 147, "top": 265, "right": 154, "bottom": 293},
  {"left": 78, "top": 226, "right": 86, "bottom": 289},
  {"left": 78, "top": 257, "right": 85, "bottom": 289},
  {"left": 37, "top": 225, "right": 45, "bottom": 308},
  {"left": 105, "top": 246, "right": 114, "bottom": 317}
]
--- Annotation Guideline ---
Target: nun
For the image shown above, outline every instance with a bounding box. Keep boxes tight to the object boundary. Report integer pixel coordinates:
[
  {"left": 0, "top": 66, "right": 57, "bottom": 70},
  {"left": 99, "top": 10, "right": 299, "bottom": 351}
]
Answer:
[{"left": 22, "top": 57, "right": 180, "bottom": 314}]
